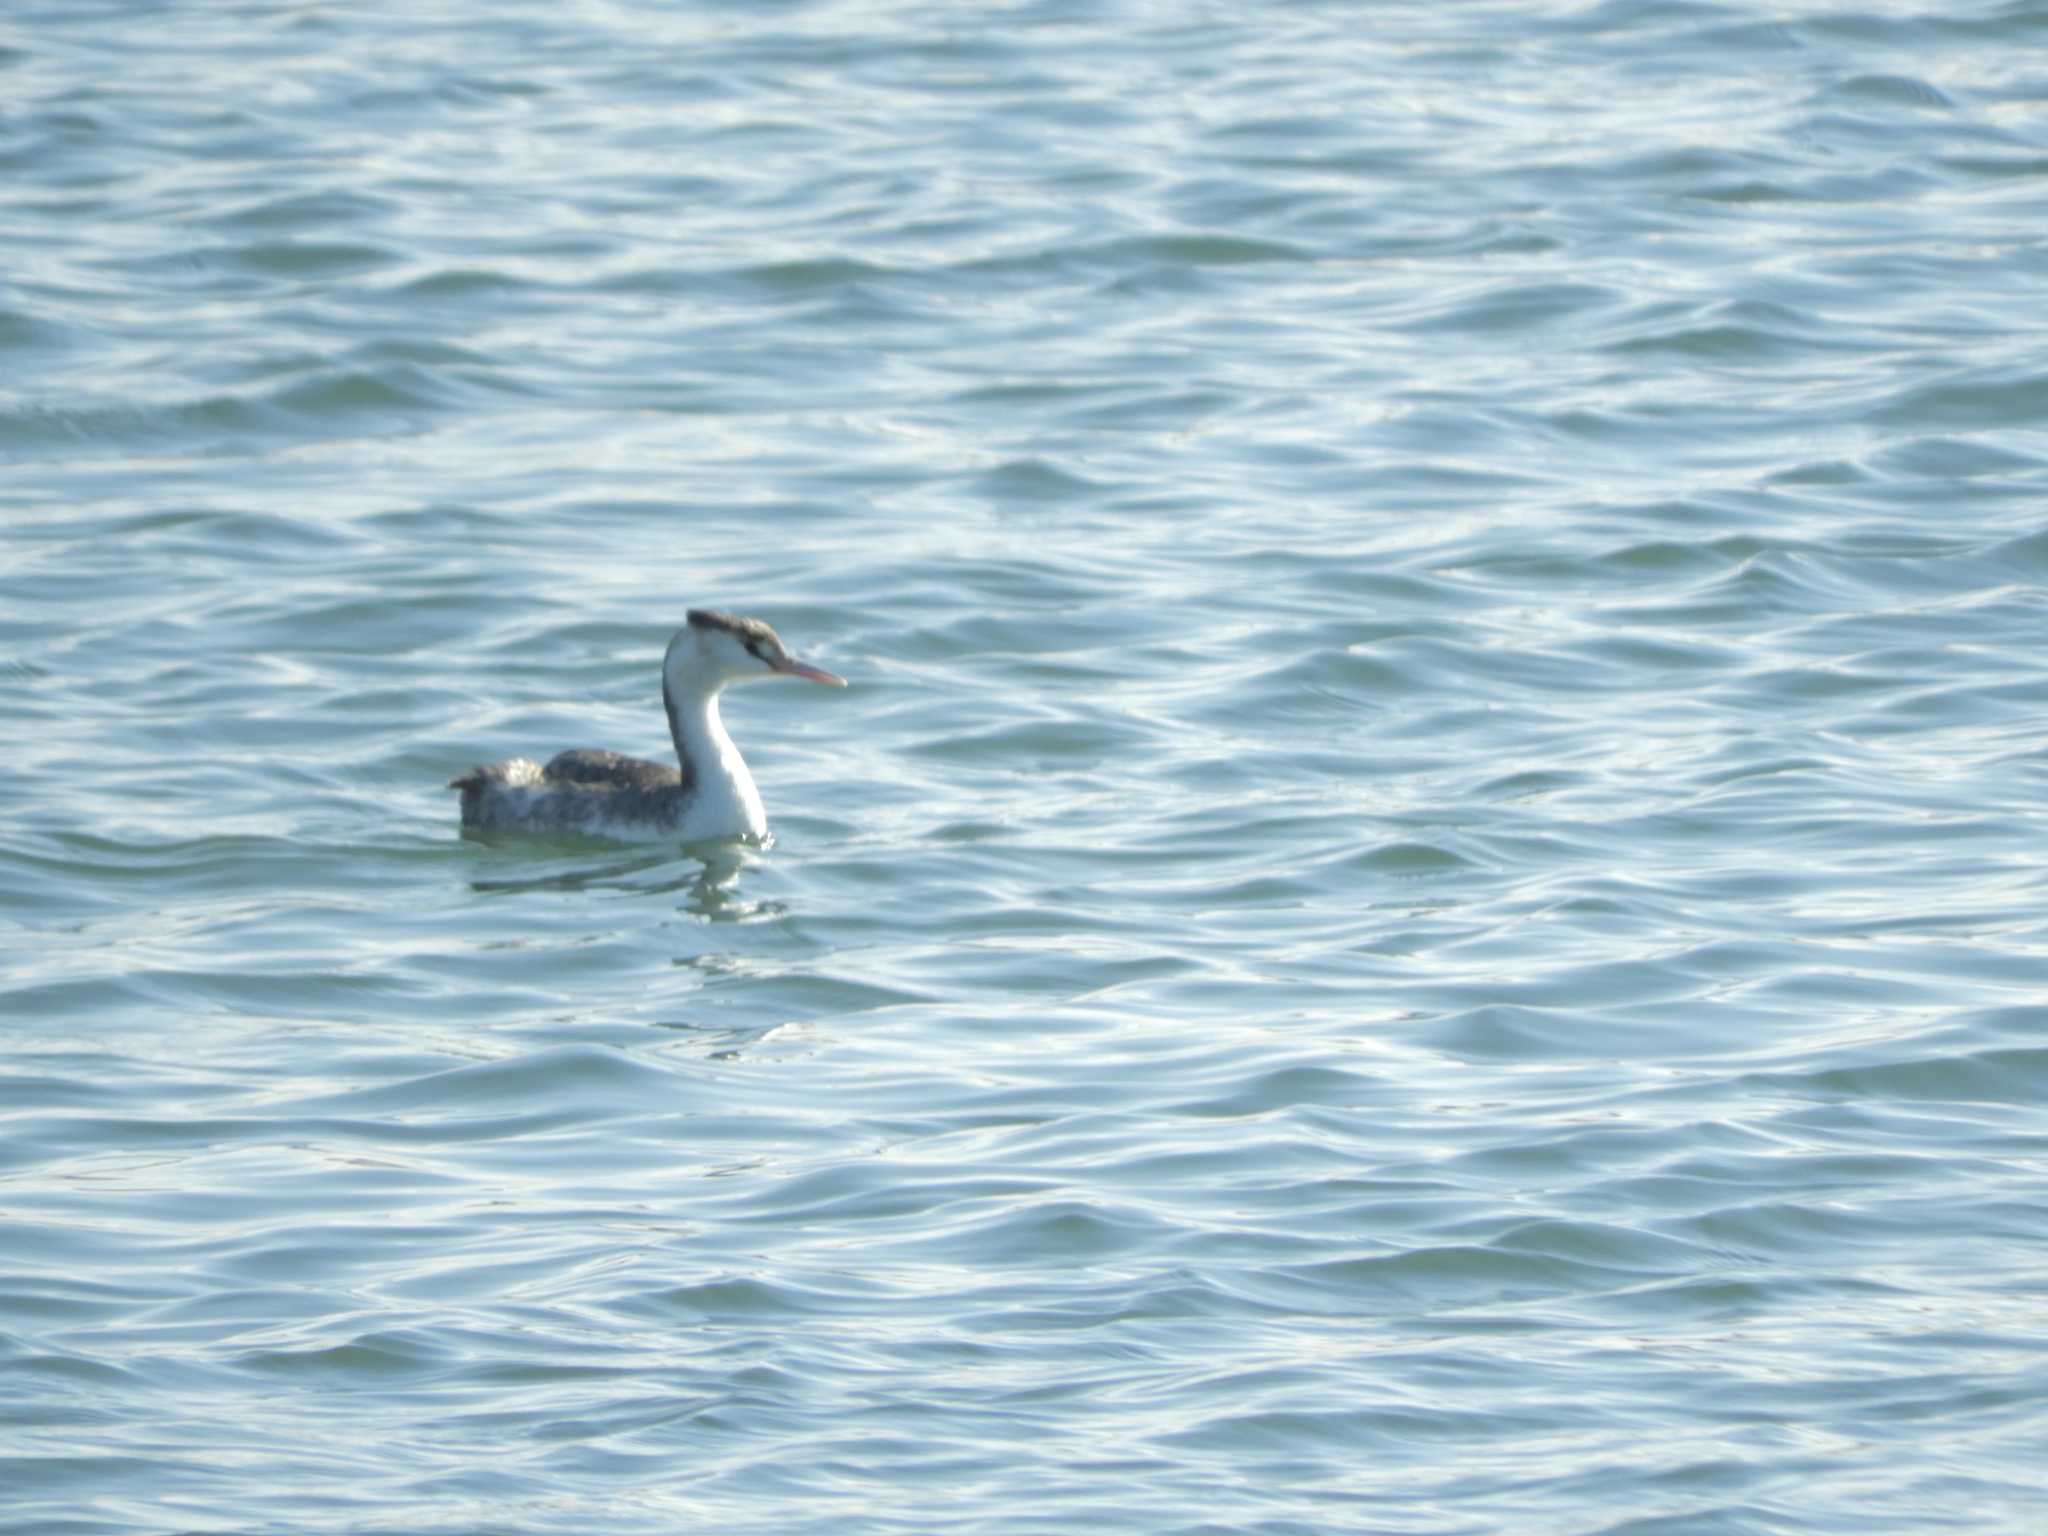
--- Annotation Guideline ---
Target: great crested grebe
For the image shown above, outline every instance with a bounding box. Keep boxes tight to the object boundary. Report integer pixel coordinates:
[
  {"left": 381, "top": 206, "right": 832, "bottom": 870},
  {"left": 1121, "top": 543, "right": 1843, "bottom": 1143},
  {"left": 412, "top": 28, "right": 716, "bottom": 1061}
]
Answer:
[{"left": 449, "top": 609, "right": 844, "bottom": 840}]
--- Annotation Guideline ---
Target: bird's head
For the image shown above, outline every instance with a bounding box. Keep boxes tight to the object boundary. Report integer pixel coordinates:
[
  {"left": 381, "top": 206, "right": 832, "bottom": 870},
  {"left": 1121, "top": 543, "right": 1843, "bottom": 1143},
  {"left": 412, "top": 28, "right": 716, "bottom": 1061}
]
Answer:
[{"left": 665, "top": 609, "right": 846, "bottom": 696}]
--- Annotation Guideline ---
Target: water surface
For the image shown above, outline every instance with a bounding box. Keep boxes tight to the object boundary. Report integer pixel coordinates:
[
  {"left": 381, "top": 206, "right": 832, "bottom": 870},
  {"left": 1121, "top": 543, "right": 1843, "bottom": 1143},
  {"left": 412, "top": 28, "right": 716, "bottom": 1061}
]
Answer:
[{"left": 5, "top": 3, "right": 2048, "bottom": 1533}]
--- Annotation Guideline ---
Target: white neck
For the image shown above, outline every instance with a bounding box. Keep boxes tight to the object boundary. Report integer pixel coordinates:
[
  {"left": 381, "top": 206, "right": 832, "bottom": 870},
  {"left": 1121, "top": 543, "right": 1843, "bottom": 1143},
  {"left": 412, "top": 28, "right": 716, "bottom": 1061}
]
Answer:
[{"left": 666, "top": 680, "right": 767, "bottom": 840}]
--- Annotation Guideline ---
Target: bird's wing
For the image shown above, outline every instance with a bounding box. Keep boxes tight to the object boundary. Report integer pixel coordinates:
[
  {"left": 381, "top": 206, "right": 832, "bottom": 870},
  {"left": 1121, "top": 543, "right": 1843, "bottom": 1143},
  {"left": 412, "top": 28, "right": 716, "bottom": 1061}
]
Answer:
[{"left": 541, "top": 748, "right": 681, "bottom": 792}]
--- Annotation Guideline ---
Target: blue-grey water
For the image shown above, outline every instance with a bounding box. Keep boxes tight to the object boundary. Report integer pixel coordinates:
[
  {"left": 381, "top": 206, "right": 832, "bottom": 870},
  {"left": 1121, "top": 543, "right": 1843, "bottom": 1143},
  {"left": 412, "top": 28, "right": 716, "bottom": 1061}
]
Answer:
[{"left": 6, "top": 2, "right": 2048, "bottom": 1532}]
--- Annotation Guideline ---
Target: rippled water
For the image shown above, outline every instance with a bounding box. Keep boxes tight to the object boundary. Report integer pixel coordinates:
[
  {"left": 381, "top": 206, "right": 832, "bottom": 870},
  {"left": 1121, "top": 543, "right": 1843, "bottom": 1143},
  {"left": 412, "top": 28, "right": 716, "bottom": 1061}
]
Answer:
[{"left": 7, "top": 2, "right": 2048, "bottom": 1532}]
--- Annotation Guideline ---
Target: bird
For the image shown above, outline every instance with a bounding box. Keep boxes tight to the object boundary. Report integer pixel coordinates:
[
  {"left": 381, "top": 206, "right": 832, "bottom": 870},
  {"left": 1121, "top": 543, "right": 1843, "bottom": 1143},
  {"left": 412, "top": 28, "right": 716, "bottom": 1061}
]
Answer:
[{"left": 449, "top": 608, "right": 845, "bottom": 840}]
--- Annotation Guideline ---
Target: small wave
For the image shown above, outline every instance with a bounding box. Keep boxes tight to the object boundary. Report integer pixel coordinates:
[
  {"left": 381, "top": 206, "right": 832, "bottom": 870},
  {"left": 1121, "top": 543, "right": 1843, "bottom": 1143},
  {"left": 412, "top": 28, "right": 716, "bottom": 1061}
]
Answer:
[{"left": 1871, "top": 367, "right": 2048, "bottom": 429}]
